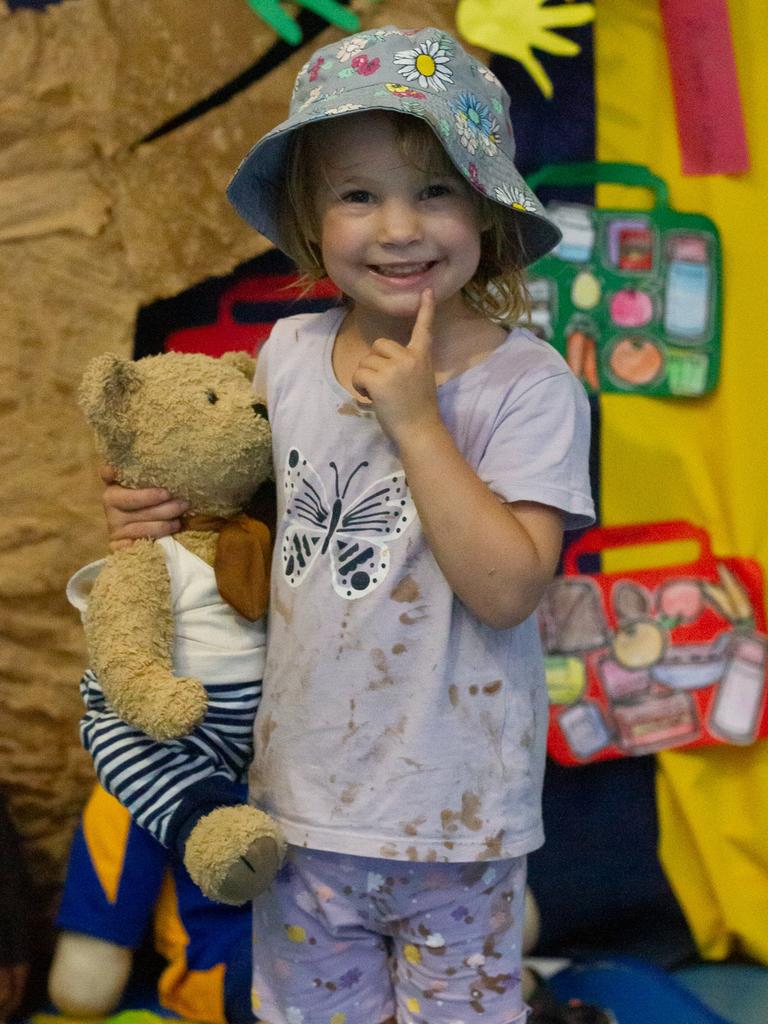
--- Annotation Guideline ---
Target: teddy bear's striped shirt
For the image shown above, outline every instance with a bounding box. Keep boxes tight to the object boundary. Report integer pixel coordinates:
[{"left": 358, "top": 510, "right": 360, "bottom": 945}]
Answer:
[{"left": 79, "top": 668, "right": 261, "bottom": 847}]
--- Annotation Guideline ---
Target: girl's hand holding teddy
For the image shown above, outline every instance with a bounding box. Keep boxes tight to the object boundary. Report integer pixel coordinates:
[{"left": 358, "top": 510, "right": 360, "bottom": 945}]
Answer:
[{"left": 100, "top": 464, "right": 188, "bottom": 550}]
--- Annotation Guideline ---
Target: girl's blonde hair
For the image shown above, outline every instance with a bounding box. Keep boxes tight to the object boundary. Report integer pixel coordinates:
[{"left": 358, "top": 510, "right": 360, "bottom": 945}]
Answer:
[{"left": 277, "top": 112, "right": 530, "bottom": 324}]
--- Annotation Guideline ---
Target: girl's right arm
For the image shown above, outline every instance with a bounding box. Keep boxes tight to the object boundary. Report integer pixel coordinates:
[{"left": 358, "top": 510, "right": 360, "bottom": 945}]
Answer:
[{"left": 101, "top": 466, "right": 189, "bottom": 551}]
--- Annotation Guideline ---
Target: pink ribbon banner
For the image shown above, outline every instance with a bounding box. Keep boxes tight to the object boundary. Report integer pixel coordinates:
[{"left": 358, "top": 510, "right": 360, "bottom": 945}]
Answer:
[{"left": 659, "top": 0, "right": 750, "bottom": 175}]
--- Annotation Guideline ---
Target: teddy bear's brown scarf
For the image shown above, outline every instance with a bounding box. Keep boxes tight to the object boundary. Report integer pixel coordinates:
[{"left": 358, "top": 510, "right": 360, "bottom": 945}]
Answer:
[{"left": 182, "top": 514, "right": 271, "bottom": 622}]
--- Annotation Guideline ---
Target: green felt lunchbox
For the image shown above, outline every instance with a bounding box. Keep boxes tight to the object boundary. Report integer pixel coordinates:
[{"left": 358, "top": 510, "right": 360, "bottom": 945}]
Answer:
[{"left": 525, "top": 162, "right": 722, "bottom": 397}]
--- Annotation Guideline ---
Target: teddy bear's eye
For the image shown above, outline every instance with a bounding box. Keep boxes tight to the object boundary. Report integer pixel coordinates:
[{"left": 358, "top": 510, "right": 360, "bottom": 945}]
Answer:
[
  {"left": 206, "top": 390, "right": 218, "bottom": 404},
  {"left": 252, "top": 402, "right": 268, "bottom": 420}
]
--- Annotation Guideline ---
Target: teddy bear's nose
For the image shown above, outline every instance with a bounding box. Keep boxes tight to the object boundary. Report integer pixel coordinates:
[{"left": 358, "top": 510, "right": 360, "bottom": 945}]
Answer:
[{"left": 252, "top": 402, "right": 268, "bottom": 421}]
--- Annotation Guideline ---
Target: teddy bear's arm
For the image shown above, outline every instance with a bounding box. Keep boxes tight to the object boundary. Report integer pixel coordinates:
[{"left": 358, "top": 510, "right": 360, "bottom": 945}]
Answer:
[{"left": 84, "top": 540, "right": 207, "bottom": 741}]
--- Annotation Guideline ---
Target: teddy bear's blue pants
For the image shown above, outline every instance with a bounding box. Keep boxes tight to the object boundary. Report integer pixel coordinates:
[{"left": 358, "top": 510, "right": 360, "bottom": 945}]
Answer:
[{"left": 79, "top": 669, "right": 261, "bottom": 856}]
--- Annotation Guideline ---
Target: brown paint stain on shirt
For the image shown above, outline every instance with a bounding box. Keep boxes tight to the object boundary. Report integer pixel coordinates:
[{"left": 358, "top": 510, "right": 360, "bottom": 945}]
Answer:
[
  {"left": 460, "top": 791, "right": 483, "bottom": 831},
  {"left": 340, "top": 783, "right": 361, "bottom": 805},
  {"left": 441, "top": 791, "right": 483, "bottom": 833},
  {"left": 441, "top": 808, "right": 458, "bottom": 834},
  {"left": 259, "top": 712, "right": 277, "bottom": 750},
  {"left": 368, "top": 647, "right": 395, "bottom": 689},
  {"left": 391, "top": 575, "right": 420, "bottom": 603},
  {"left": 520, "top": 727, "right": 534, "bottom": 748},
  {"left": 478, "top": 968, "right": 513, "bottom": 995},
  {"left": 273, "top": 591, "right": 293, "bottom": 623},
  {"left": 399, "top": 605, "right": 429, "bottom": 625},
  {"left": 402, "top": 815, "right": 427, "bottom": 836},
  {"left": 463, "top": 680, "right": 502, "bottom": 698},
  {"left": 342, "top": 698, "right": 359, "bottom": 742},
  {"left": 483, "top": 830, "right": 505, "bottom": 857},
  {"left": 337, "top": 402, "right": 363, "bottom": 416},
  {"left": 448, "top": 684, "right": 459, "bottom": 708},
  {"left": 392, "top": 643, "right": 406, "bottom": 655}
]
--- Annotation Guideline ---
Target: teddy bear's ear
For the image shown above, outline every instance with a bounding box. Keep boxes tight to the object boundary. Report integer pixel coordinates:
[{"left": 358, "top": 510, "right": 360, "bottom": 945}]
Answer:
[
  {"left": 78, "top": 354, "right": 142, "bottom": 464},
  {"left": 78, "top": 354, "right": 141, "bottom": 424},
  {"left": 220, "top": 350, "right": 257, "bottom": 381}
]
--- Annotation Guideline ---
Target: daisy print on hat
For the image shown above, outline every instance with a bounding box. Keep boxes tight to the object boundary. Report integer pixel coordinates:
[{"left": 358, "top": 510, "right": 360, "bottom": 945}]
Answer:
[
  {"left": 452, "top": 91, "right": 500, "bottom": 156},
  {"left": 393, "top": 37, "right": 454, "bottom": 91},
  {"left": 494, "top": 184, "right": 539, "bottom": 213}
]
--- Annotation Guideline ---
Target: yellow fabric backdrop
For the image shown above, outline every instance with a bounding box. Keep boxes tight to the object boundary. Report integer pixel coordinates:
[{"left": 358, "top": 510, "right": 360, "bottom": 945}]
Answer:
[{"left": 596, "top": 0, "right": 768, "bottom": 960}]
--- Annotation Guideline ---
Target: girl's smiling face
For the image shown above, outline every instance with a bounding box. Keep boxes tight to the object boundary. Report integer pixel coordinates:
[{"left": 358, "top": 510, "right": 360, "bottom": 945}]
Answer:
[{"left": 311, "top": 112, "right": 484, "bottom": 328}]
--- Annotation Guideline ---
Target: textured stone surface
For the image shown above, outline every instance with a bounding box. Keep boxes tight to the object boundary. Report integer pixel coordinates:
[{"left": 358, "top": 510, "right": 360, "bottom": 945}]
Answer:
[{"left": 0, "top": 0, "right": 462, "bottom": 963}]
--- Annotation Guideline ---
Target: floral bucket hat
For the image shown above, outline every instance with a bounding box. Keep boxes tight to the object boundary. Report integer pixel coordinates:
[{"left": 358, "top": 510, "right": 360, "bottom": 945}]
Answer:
[{"left": 227, "top": 26, "right": 561, "bottom": 266}]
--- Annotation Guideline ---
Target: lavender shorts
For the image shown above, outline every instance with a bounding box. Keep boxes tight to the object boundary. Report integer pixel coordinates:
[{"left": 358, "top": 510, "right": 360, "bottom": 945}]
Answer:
[{"left": 251, "top": 846, "right": 529, "bottom": 1024}]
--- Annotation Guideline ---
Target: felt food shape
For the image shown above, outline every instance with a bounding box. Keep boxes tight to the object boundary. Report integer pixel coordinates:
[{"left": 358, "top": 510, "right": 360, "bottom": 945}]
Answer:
[
  {"left": 571, "top": 271, "right": 601, "bottom": 310},
  {"left": 609, "top": 288, "right": 653, "bottom": 328},
  {"left": 607, "top": 336, "right": 664, "bottom": 386}
]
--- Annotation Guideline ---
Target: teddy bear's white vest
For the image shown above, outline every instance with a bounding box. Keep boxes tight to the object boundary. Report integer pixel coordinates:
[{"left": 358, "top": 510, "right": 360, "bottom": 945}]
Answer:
[{"left": 67, "top": 536, "right": 266, "bottom": 684}]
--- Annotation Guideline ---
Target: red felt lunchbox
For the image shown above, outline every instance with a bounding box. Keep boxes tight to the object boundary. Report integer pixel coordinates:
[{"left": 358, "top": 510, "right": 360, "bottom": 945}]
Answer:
[{"left": 538, "top": 520, "right": 768, "bottom": 764}]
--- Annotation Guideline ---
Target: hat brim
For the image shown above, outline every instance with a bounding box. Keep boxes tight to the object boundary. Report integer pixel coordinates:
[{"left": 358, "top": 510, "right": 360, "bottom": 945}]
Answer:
[{"left": 227, "top": 83, "right": 561, "bottom": 267}]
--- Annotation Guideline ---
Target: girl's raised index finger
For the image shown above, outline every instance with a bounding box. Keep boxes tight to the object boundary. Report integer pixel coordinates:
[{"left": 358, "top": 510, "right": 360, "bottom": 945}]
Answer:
[{"left": 408, "top": 288, "right": 435, "bottom": 351}]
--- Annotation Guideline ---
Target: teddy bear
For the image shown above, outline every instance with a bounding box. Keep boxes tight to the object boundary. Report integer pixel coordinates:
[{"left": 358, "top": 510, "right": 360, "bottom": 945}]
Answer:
[{"left": 64, "top": 349, "right": 284, "bottom": 908}]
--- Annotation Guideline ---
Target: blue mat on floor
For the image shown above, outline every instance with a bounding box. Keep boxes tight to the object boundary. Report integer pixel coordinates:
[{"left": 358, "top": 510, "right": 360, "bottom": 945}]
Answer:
[
  {"left": 548, "top": 956, "right": 731, "bottom": 1024},
  {"left": 674, "top": 963, "right": 768, "bottom": 1024}
]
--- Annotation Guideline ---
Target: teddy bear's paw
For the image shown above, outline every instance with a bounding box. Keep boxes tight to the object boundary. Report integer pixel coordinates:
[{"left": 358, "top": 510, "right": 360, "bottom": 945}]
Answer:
[
  {"left": 215, "top": 835, "right": 284, "bottom": 905},
  {"left": 114, "top": 672, "right": 208, "bottom": 740},
  {"left": 184, "top": 804, "right": 285, "bottom": 906}
]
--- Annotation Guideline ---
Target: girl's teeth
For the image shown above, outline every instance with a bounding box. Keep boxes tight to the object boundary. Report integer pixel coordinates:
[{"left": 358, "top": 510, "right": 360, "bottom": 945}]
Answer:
[{"left": 375, "top": 264, "right": 430, "bottom": 277}]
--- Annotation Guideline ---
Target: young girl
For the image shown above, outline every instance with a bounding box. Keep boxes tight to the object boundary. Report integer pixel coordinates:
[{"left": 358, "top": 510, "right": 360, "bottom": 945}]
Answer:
[{"left": 103, "top": 26, "right": 594, "bottom": 1024}]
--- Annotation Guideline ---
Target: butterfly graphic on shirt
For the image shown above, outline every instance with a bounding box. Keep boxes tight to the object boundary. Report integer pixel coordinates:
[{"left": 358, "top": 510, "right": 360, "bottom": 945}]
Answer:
[{"left": 280, "top": 448, "right": 416, "bottom": 599}]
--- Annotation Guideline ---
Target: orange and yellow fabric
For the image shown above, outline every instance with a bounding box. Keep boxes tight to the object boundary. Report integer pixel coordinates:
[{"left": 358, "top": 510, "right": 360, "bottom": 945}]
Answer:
[{"left": 57, "top": 785, "right": 252, "bottom": 1023}]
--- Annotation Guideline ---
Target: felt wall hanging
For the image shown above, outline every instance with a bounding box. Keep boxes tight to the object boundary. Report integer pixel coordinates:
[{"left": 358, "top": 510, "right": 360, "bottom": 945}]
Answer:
[
  {"left": 540, "top": 520, "right": 767, "bottom": 765},
  {"left": 526, "top": 162, "right": 722, "bottom": 397},
  {"left": 164, "top": 270, "right": 340, "bottom": 357},
  {"left": 596, "top": 0, "right": 768, "bottom": 966},
  {"left": 456, "top": 0, "right": 595, "bottom": 100},
  {"left": 659, "top": 0, "right": 749, "bottom": 176},
  {"left": 245, "top": 0, "right": 360, "bottom": 47}
]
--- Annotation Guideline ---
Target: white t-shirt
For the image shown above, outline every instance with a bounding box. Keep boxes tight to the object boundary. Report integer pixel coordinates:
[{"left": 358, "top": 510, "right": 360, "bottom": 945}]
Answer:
[{"left": 250, "top": 307, "right": 594, "bottom": 862}]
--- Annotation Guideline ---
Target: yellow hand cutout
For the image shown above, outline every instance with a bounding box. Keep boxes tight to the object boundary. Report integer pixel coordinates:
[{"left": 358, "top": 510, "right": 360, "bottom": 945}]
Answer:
[{"left": 457, "top": 0, "right": 595, "bottom": 100}]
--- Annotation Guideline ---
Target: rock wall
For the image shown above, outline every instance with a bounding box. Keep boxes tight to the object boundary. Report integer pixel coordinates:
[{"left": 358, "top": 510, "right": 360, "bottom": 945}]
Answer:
[{"left": 0, "top": 0, "right": 461, "bottom": 955}]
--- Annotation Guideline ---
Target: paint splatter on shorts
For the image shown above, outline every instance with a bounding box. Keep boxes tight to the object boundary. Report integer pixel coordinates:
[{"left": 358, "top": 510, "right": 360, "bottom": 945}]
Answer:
[{"left": 251, "top": 846, "right": 529, "bottom": 1024}]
